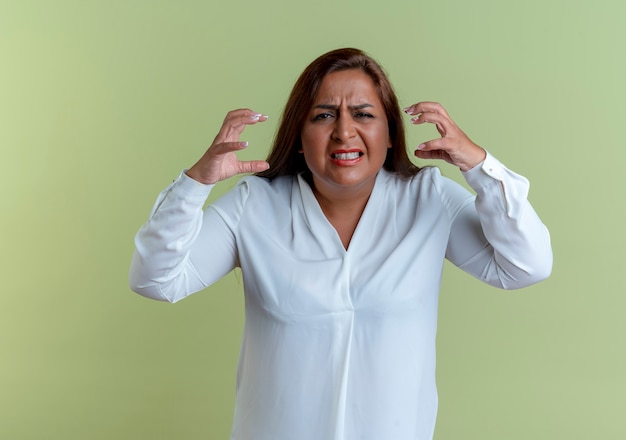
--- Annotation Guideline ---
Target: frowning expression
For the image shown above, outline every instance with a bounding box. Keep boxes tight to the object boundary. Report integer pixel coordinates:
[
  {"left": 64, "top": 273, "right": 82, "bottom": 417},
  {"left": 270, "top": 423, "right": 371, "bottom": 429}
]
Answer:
[{"left": 300, "top": 69, "right": 391, "bottom": 196}]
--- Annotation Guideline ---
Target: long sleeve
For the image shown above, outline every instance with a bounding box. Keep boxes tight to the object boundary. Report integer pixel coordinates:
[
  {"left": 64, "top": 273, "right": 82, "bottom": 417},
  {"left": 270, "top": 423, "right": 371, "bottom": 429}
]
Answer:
[
  {"left": 444, "top": 152, "right": 553, "bottom": 289},
  {"left": 129, "top": 172, "right": 241, "bottom": 302}
]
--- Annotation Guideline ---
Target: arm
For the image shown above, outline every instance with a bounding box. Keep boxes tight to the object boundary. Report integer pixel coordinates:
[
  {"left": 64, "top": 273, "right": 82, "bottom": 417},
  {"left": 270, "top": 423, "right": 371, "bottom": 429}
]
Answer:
[
  {"left": 445, "top": 153, "right": 552, "bottom": 289},
  {"left": 129, "top": 174, "right": 238, "bottom": 302},
  {"left": 129, "top": 109, "right": 270, "bottom": 302},
  {"left": 405, "top": 102, "right": 552, "bottom": 289}
]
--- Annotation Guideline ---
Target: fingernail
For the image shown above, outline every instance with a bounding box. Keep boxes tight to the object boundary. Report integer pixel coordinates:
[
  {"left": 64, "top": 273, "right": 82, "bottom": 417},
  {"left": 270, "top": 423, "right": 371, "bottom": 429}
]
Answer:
[
  {"left": 411, "top": 116, "right": 420, "bottom": 123},
  {"left": 403, "top": 107, "right": 413, "bottom": 114},
  {"left": 417, "top": 144, "right": 424, "bottom": 150},
  {"left": 250, "top": 114, "right": 261, "bottom": 121},
  {"left": 240, "top": 141, "right": 248, "bottom": 147}
]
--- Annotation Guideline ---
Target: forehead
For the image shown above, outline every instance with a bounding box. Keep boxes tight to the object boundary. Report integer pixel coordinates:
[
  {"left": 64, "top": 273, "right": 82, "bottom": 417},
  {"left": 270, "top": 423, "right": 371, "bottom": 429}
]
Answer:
[{"left": 314, "top": 69, "right": 382, "bottom": 104}]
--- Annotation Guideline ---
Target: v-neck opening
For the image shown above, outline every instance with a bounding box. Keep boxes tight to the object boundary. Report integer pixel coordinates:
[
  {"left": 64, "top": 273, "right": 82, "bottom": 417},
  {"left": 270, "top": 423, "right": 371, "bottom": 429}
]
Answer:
[{"left": 296, "top": 171, "right": 388, "bottom": 255}]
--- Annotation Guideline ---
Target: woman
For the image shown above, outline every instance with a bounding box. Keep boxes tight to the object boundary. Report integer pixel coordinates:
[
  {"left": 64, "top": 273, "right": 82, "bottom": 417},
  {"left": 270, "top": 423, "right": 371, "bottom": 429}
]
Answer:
[{"left": 130, "top": 48, "right": 552, "bottom": 440}]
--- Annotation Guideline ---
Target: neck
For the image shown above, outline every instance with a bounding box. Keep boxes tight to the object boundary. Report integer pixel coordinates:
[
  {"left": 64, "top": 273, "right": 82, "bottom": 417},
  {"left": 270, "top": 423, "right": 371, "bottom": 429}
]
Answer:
[
  {"left": 314, "top": 187, "right": 370, "bottom": 216},
  {"left": 309, "top": 175, "right": 378, "bottom": 249},
  {"left": 312, "top": 174, "right": 375, "bottom": 211}
]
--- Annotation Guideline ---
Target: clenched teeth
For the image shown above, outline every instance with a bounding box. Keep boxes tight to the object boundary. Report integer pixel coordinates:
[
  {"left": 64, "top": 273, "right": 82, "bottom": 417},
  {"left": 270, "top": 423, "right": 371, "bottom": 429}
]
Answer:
[{"left": 332, "top": 152, "right": 363, "bottom": 160}]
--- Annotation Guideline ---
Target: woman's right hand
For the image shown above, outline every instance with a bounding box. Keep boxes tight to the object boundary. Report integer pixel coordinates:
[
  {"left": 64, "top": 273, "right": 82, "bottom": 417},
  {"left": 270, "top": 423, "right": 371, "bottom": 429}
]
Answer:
[{"left": 186, "top": 109, "right": 270, "bottom": 185}]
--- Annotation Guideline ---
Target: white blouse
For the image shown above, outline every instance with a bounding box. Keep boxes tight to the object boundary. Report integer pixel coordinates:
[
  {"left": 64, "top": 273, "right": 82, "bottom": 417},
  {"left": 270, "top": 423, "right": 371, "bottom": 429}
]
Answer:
[{"left": 130, "top": 153, "right": 552, "bottom": 440}]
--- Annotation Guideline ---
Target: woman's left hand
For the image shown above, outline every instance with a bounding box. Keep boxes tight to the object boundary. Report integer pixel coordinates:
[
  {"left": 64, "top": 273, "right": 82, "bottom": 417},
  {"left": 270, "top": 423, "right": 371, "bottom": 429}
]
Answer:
[{"left": 404, "top": 101, "right": 486, "bottom": 172}]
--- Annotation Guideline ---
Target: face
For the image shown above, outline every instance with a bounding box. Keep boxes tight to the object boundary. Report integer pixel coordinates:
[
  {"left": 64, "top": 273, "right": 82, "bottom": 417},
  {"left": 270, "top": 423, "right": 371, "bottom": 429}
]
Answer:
[{"left": 300, "top": 69, "right": 391, "bottom": 197}]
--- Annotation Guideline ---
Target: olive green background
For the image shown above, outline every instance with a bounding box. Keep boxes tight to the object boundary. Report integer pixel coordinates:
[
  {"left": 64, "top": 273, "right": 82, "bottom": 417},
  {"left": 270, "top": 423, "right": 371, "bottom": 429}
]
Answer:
[{"left": 2, "top": 0, "right": 624, "bottom": 438}]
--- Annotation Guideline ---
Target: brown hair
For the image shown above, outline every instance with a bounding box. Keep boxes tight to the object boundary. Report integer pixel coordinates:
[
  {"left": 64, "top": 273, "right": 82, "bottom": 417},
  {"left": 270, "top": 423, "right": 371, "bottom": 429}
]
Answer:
[{"left": 256, "top": 48, "right": 420, "bottom": 179}]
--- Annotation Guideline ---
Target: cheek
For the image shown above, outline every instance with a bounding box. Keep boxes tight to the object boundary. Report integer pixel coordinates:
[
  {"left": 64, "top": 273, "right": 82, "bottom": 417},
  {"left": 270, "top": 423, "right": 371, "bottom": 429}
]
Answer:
[
  {"left": 300, "top": 127, "right": 324, "bottom": 152},
  {"left": 298, "top": 135, "right": 317, "bottom": 165},
  {"left": 299, "top": 126, "right": 311, "bottom": 151},
  {"left": 370, "top": 124, "right": 391, "bottom": 150}
]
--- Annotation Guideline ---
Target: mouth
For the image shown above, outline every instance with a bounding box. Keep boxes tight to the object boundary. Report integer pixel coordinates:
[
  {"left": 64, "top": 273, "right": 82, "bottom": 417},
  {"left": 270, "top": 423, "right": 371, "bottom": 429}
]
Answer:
[{"left": 330, "top": 151, "right": 363, "bottom": 160}]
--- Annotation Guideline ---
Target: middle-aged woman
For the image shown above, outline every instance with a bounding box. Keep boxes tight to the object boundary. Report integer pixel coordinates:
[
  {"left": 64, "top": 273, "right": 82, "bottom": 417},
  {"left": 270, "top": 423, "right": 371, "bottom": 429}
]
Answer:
[{"left": 129, "top": 48, "right": 552, "bottom": 440}]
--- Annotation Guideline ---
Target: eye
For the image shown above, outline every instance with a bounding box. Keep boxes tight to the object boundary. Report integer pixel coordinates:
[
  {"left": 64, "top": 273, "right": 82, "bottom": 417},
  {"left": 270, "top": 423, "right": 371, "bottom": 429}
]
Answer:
[
  {"left": 312, "top": 112, "right": 334, "bottom": 121},
  {"left": 354, "top": 112, "right": 374, "bottom": 119}
]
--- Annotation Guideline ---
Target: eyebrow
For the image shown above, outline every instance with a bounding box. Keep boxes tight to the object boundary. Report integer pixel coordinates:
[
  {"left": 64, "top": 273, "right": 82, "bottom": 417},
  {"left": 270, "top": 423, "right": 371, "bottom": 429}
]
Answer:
[{"left": 313, "top": 103, "right": 374, "bottom": 110}]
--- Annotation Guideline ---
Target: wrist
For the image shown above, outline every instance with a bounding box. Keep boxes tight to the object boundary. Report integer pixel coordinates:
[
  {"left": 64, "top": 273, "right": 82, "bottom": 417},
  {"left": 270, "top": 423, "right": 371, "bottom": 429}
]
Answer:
[
  {"left": 185, "top": 168, "right": 217, "bottom": 185},
  {"left": 459, "top": 146, "right": 486, "bottom": 172}
]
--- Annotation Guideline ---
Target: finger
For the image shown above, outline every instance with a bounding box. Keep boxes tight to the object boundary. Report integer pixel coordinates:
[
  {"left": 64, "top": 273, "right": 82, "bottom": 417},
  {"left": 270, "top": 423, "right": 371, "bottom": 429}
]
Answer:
[
  {"left": 414, "top": 138, "right": 454, "bottom": 162},
  {"left": 416, "top": 139, "right": 485, "bottom": 170},
  {"left": 223, "top": 109, "right": 269, "bottom": 125},
  {"left": 215, "top": 109, "right": 269, "bottom": 143},
  {"left": 417, "top": 137, "right": 465, "bottom": 155},
  {"left": 408, "top": 101, "right": 451, "bottom": 119},
  {"left": 403, "top": 103, "right": 419, "bottom": 115},
  {"left": 414, "top": 148, "right": 450, "bottom": 162},
  {"left": 416, "top": 138, "right": 448, "bottom": 152},
  {"left": 209, "top": 141, "right": 251, "bottom": 157},
  {"left": 410, "top": 112, "right": 450, "bottom": 137},
  {"left": 217, "top": 113, "right": 268, "bottom": 140},
  {"left": 221, "top": 108, "right": 261, "bottom": 122},
  {"left": 238, "top": 160, "right": 270, "bottom": 174},
  {"left": 417, "top": 137, "right": 466, "bottom": 157}
]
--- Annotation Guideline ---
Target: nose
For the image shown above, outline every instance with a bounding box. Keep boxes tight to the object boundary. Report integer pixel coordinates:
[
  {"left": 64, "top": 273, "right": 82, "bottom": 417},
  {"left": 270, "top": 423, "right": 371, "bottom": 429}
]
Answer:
[{"left": 331, "top": 113, "right": 356, "bottom": 143}]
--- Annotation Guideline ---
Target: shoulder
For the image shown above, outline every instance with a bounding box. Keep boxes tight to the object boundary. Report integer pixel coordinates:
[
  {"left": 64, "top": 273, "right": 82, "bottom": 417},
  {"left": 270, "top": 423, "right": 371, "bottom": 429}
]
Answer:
[
  {"left": 232, "top": 175, "right": 297, "bottom": 212},
  {"left": 379, "top": 167, "right": 473, "bottom": 211},
  {"left": 208, "top": 175, "right": 296, "bottom": 225},
  {"left": 379, "top": 166, "right": 444, "bottom": 196},
  {"left": 237, "top": 175, "right": 295, "bottom": 198}
]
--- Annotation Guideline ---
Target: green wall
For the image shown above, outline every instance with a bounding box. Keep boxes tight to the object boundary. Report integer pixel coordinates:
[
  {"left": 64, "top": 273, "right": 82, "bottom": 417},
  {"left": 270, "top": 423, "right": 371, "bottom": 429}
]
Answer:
[{"left": 2, "top": 0, "right": 624, "bottom": 438}]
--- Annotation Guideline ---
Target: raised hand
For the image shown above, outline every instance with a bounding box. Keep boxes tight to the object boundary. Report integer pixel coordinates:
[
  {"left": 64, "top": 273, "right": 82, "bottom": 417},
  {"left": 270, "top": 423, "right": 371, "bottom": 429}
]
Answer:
[
  {"left": 404, "top": 102, "right": 486, "bottom": 172},
  {"left": 186, "top": 109, "right": 270, "bottom": 184}
]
